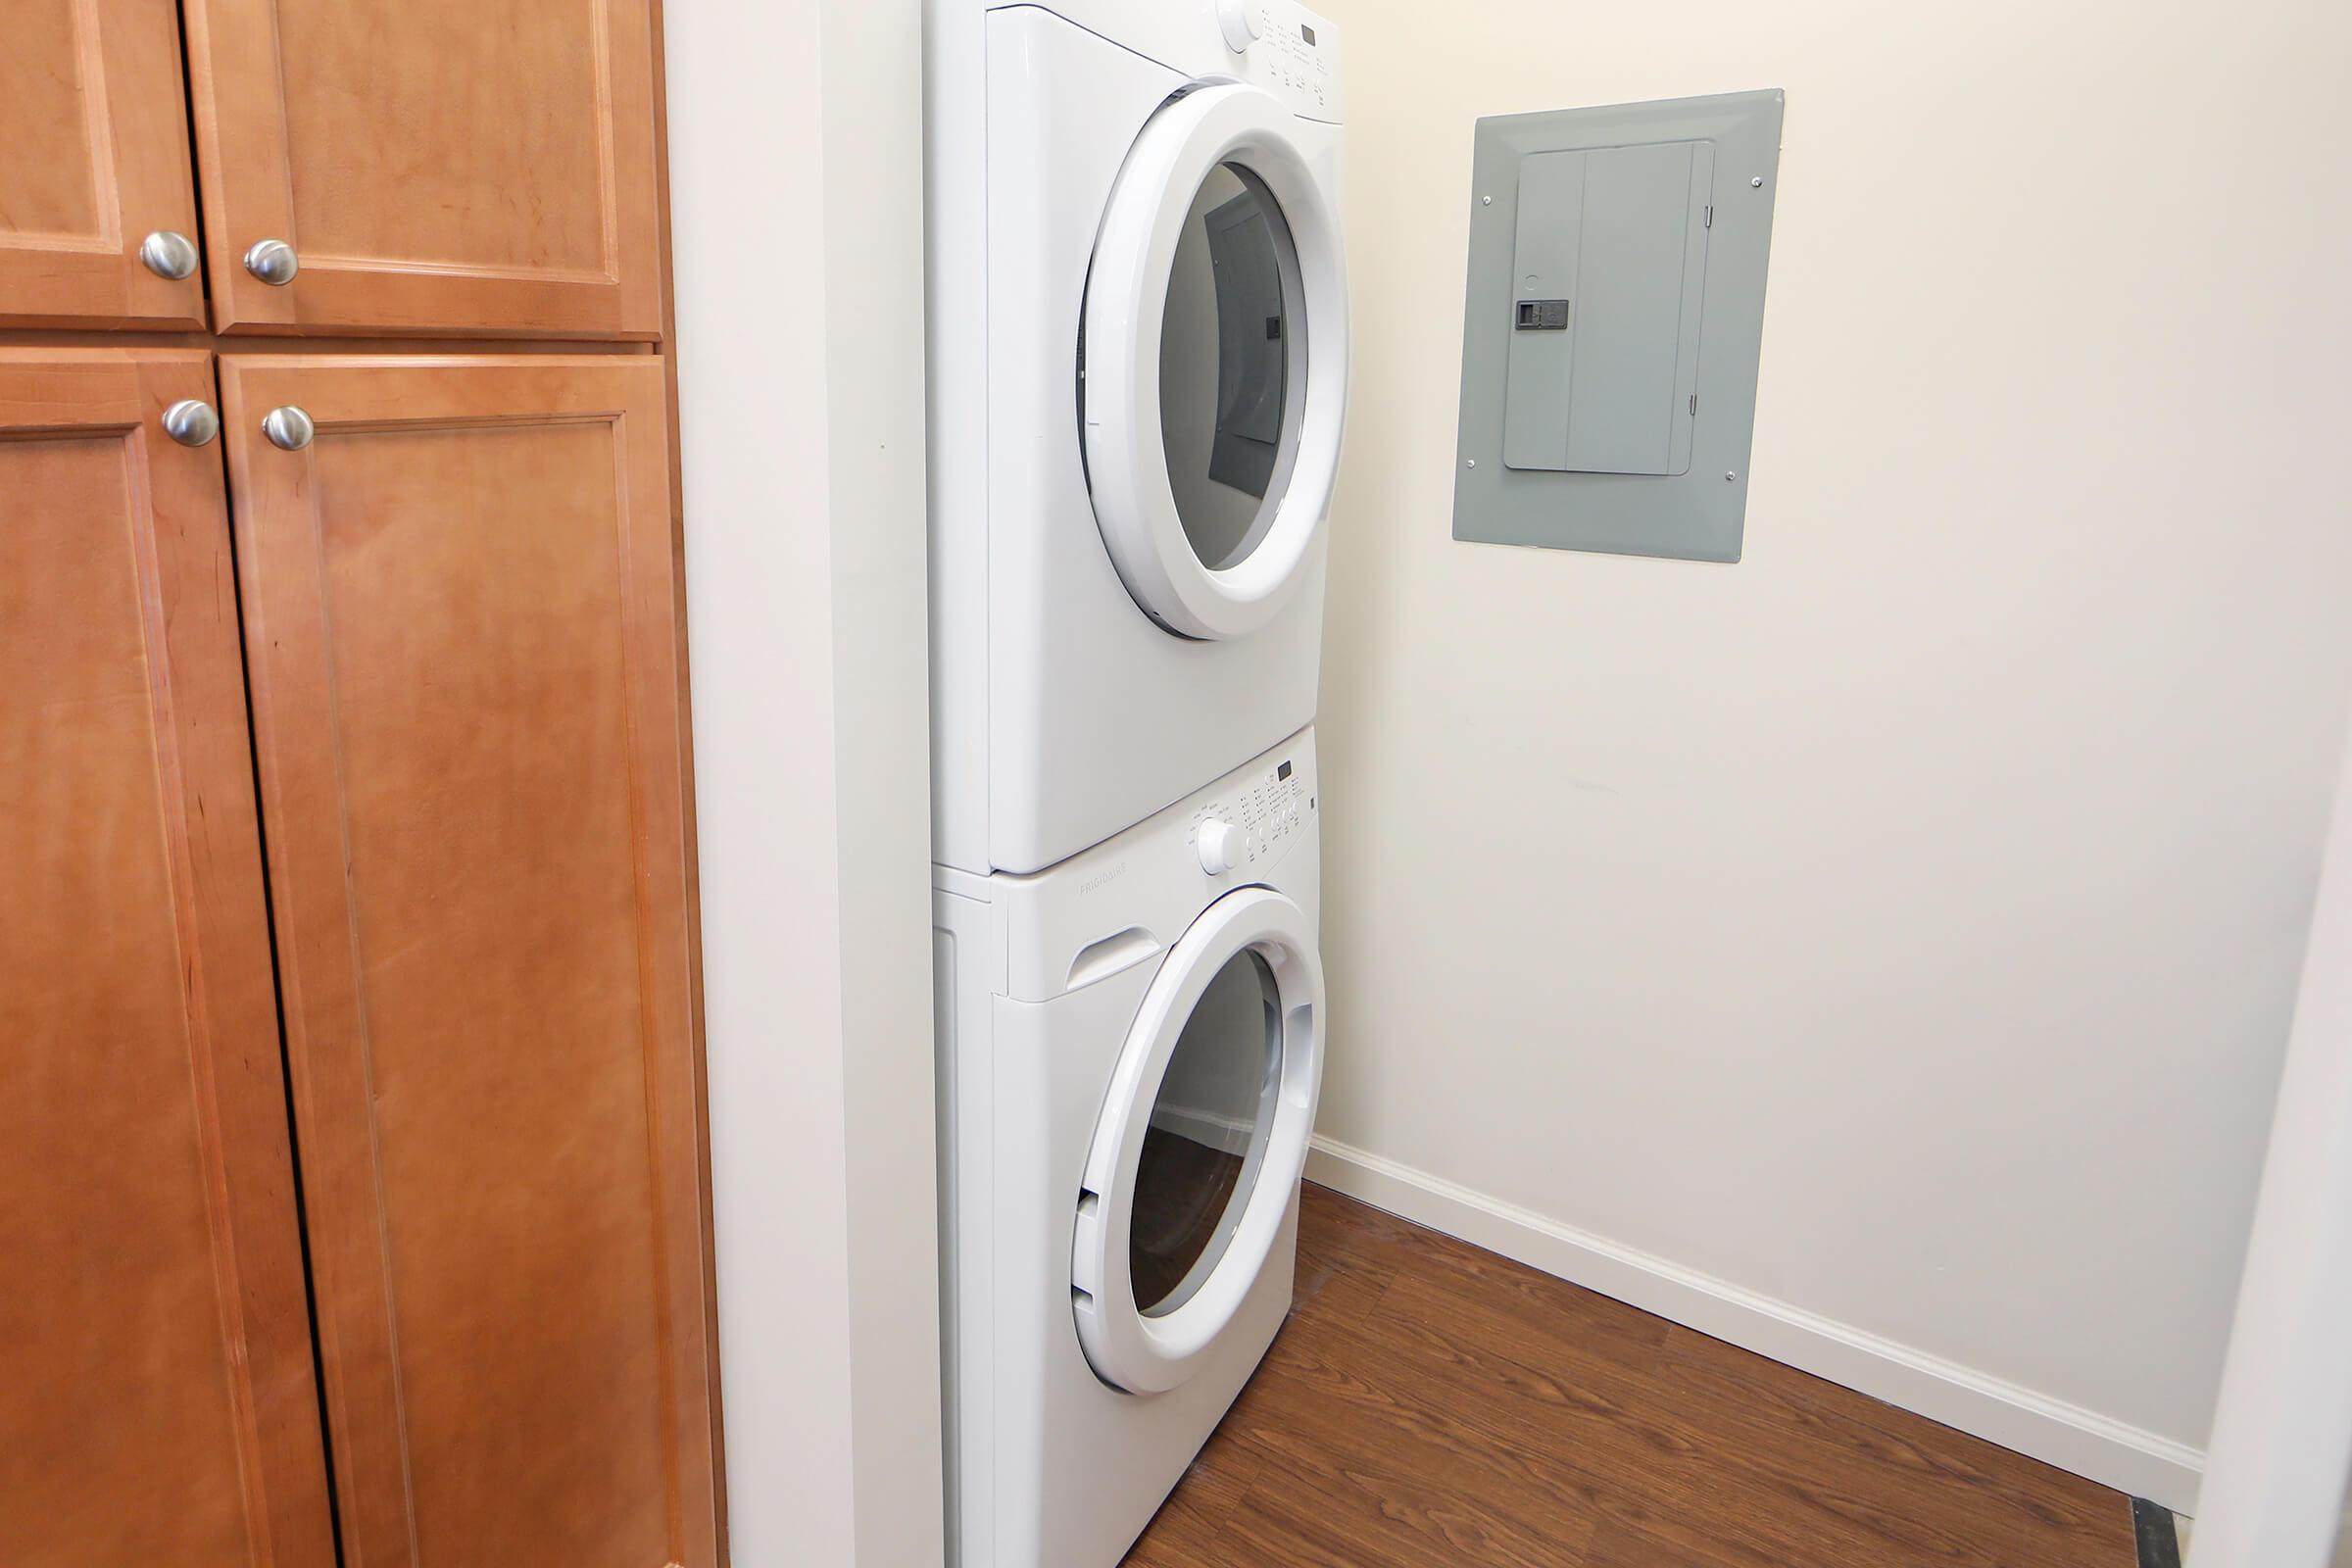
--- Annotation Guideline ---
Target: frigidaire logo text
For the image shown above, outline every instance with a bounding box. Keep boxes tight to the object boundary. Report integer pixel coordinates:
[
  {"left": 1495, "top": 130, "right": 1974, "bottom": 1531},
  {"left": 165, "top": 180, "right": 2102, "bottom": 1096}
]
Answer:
[{"left": 1078, "top": 862, "right": 1126, "bottom": 895}]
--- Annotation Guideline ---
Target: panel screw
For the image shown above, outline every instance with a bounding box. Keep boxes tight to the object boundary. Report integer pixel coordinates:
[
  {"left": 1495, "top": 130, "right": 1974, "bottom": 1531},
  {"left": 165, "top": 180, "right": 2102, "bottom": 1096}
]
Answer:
[
  {"left": 1482, "top": 195, "right": 1493, "bottom": 205},
  {"left": 1466, "top": 458, "right": 1477, "bottom": 468},
  {"left": 1750, "top": 175, "right": 1764, "bottom": 188},
  {"left": 1725, "top": 470, "right": 1739, "bottom": 481}
]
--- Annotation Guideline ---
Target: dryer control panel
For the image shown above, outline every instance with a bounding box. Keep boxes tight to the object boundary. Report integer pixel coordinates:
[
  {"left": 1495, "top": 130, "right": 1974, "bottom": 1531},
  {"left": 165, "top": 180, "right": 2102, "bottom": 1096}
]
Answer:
[
  {"left": 1190, "top": 749, "right": 1311, "bottom": 879},
  {"left": 1221, "top": 0, "right": 1341, "bottom": 122},
  {"left": 979, "top": 0, "right": 1343, "bottom": 124}
]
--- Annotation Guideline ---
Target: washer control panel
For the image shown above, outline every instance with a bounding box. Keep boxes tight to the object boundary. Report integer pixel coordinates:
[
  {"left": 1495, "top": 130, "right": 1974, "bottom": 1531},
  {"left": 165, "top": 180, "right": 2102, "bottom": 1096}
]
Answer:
[{"left": 1190, "top": 751, "right": 1311, "bottom": 879}]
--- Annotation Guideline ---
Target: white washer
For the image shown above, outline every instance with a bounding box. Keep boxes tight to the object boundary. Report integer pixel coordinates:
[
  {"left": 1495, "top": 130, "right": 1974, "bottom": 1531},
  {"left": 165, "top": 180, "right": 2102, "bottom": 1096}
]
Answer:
[
  {"left": 927, "top": 0, "right": 1348, "bottom": 875},
  {"left": 934, "top": 728, "right": 1326, "bottom": 1567}
]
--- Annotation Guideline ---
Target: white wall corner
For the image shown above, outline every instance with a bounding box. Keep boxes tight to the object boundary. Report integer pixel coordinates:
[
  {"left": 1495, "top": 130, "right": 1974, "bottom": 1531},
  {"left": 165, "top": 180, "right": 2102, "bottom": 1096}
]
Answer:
[
  {"left": 2190, "top": 714, "right": 2352, "bottom": 1567},
  {"left": 666, "top": 0, "right": 944, "bottom": 1562},
  {"left": 817, "top": 1, "right": 949, "bottom": 1565}
]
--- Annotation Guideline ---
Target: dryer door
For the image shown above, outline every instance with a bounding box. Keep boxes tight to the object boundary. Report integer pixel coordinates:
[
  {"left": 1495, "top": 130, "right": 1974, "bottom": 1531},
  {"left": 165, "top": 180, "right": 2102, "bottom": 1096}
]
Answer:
[
  {"left": 1072, "top": 886, "right": 1325, "bottom": 1395},
  {"left": 1082, "top": 84, "right": 1348, "bottom": 642}
]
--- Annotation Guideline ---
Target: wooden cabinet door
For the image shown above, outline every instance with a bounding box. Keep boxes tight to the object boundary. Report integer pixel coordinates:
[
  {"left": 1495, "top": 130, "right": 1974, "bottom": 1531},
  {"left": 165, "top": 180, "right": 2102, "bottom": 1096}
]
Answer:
[
  {"left": 0, "top": 1, "right": 208, "bottom": 328},
  {"left": 184, "top": 0, "right": 665, "bottom": 339},
  {"left": 0, "top": 351, "right": 334, "bottom": 1568},
  {"left": 219, "top": 355, "right": 717, "bottom": 1568}
]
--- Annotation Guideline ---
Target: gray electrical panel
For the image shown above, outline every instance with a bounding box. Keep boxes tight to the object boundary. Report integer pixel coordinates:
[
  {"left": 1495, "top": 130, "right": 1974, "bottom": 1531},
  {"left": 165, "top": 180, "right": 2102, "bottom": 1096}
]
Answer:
[{"left": 1452, "top": 90, "right": 1784, "bottom": 563}]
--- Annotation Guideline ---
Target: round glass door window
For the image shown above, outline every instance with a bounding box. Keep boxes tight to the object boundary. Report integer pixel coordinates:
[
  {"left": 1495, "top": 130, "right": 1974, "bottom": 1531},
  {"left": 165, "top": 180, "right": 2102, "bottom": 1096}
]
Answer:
[
  {"left": 1153, "top": 164, "right": 1303, "bottom": 574},
  {"left": 1128, "top": 948, "right": 1284, "bottom": 1316},
  {"left": 1072, "top": 884, "right": 1325, "bottom": 1394},
  {"left": 1079, "top": 82, "right": 1348, "bottom": 641}
]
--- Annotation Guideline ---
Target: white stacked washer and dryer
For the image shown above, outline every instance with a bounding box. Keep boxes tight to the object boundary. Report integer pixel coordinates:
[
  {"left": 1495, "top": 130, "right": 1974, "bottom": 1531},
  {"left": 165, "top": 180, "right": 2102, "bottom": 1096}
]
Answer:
[{"left": 925, "top": 0, "right": 1348, "bottom": 1562}]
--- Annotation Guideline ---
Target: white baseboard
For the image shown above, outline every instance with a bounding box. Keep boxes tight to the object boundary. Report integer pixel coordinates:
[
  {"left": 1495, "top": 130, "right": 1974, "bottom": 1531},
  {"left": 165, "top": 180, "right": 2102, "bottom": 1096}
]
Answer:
[{"left": 1303, "top": 1134, "right": 2204, "bottom": 1514}]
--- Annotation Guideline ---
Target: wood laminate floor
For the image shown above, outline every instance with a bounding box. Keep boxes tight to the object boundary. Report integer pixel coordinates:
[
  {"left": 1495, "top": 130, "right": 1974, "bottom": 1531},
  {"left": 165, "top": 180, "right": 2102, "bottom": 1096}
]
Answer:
[{"left": 1123, "top": 1183, "right": 2141, "bottom": 1567}]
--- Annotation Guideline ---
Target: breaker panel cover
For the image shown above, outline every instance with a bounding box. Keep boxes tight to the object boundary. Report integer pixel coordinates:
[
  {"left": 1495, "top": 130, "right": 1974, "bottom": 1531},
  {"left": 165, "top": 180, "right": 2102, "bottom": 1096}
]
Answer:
[{"left": 1452, "top": 90, "right": 1784, "bottom": 562}]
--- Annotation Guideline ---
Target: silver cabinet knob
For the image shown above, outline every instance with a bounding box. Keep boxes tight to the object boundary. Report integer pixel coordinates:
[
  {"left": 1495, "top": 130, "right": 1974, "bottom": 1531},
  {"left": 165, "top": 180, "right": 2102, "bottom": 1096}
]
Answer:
[
  {"left": 139, "top": 230, "right": 200, "bottom": 280},
  {"left": 162, "top": 399, "right": 220, "bottom": 448},
  {"left": 243, "top": 238, "right": 298, "bottom": 286},
  {"left": 262, "top": 406, "right": 315, "bottom": 452}
]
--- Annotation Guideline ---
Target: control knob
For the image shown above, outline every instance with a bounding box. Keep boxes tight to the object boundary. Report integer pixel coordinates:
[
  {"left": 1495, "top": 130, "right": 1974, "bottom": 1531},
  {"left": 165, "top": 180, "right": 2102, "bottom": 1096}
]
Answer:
[
  {"left": 1198, "top": 819, "right": 1247, "bottom": 875},
  {"left": 1216, "top": 0, "right": 1265, "bottom": 52}
]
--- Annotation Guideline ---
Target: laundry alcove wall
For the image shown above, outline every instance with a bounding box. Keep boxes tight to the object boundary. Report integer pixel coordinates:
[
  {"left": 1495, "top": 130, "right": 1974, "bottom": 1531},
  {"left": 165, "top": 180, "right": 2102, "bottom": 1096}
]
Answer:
[{"left": 1302, "top": 0, "right": 2352, "bottom": 1512}]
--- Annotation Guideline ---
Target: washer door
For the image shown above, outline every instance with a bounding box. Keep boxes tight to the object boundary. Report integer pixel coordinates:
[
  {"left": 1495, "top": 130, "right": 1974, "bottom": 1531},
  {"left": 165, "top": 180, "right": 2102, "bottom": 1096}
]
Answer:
[
  {"left": 1072, "top": 886, "right": 1325, "bottom": 1395},
  {"left": 1082, "top": 84, "right": 1348, "bottom": 642}
]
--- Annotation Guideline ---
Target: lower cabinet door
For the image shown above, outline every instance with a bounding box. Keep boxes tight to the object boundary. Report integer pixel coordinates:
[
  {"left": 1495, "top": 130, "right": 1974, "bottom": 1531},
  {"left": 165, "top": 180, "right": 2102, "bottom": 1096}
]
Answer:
[
  {"left": 217, "top": 355, "right": 718, "bottom": 1568},
  {"left": 0, "top": 351, "right": 335, "bottom": 1567}
]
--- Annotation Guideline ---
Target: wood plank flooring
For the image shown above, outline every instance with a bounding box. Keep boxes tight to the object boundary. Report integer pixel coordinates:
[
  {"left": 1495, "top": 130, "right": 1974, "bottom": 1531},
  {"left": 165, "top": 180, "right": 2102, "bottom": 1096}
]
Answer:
[{"left": 1123, "top": 1183, "right": 2140, "bottom": 1567}]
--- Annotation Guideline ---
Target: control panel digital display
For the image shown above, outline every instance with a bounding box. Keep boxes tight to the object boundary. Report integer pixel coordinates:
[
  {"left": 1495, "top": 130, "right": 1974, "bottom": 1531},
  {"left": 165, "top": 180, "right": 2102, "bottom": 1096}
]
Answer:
[
  {"left": 1299, "top": 24, "right": 1316, "bottom": 45},
  {"left": 1278, "top": 760, "right": 1294, "bottom": 780}
]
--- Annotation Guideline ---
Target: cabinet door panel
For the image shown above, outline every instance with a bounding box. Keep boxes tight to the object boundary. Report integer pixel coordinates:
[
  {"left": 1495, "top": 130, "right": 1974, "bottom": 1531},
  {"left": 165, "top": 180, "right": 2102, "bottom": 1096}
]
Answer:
[
  {"left": 0, "top": 351, "right": 333, "bottom": 1568},
  {"left": 186, "top": 0, "right": 664, "bottom": 339},
  {"left": 0, "top": 0, "right": 207, "bottom": 327},
  {"left": 220, "top": 356, "right": 716, "bottom": 1568}
]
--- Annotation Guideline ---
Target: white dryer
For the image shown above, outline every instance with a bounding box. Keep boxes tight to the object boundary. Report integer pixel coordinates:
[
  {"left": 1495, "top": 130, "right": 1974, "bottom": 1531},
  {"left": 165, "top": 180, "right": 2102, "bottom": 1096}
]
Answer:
[
  {"left": 934, "top": 729, "right": 1326, "bottom": 1567},
  {"left": 927, "top": 0, "right": 1348, "bottom": 874}
]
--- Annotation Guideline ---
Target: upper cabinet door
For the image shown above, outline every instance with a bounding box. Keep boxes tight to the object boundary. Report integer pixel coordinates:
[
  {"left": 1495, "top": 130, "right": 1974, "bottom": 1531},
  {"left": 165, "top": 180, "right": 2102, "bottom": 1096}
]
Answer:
[
  {"left": 184, "top": 0, "right": 665, "bottom": 339},
  {"left": 0, "top": 351, "right": 334, "bottom": 1567},
  {"left": 0, "top": 0, "right": 208, "bottom": 328},
  {"left": 219, "top": 355, "right": 717, "bottom": 1568}
]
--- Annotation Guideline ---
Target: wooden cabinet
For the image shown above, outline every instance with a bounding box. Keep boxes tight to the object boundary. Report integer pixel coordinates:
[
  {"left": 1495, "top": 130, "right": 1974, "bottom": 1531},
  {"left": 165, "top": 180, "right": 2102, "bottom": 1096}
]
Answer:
[
  {"left": 0, "top": 0, "right": 666, "bottom": 338},
  {"left": 183, "top": 0, "right": 666, "bottom": 339},
  {"left": 3, "top": 0, "right": 715, "bottom": 1554},
  {"left": 0, "top": 0, "right": 208, "bottom": 328},
  {"left": 0, "top": 351, "right": 335, "bottom": 1567},
  {"left": 218, "top": 355, "right": 716, "bottom": 1568}
]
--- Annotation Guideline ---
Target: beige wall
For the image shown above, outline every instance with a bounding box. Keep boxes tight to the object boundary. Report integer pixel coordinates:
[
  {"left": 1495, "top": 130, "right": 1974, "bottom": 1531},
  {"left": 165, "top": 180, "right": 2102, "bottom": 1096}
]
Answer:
[{"left": 1309, "top": 0, "right": 2352, "bottom": 1502}]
